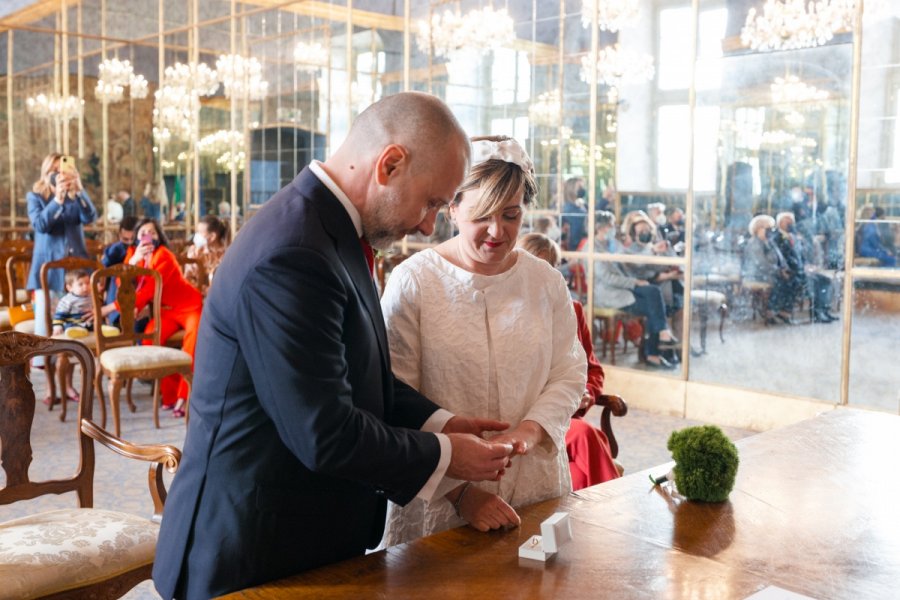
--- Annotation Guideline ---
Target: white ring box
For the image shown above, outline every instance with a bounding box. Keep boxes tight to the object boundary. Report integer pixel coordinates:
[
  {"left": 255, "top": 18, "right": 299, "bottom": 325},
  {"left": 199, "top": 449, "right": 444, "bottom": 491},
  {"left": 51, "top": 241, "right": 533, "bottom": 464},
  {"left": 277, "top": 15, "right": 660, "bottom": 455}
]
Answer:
[{"left": 518, "top": 512, "right": 572, "bottom": 561}]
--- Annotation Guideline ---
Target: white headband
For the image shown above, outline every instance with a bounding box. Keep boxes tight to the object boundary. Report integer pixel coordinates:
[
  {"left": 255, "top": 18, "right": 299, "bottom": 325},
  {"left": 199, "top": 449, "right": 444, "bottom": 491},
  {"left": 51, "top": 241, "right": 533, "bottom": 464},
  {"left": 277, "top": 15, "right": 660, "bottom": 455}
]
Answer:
[{"left": 471, "top": 139, "right": 534, "bottom": 173}]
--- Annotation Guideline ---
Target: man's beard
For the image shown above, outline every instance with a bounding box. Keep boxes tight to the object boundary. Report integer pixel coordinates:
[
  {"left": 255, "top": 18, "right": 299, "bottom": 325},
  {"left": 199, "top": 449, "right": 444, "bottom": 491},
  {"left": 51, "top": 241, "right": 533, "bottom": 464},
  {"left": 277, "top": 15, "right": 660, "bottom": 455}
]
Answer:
[{"left": 361, "top": 187, "right": 414, "bottom": 251}]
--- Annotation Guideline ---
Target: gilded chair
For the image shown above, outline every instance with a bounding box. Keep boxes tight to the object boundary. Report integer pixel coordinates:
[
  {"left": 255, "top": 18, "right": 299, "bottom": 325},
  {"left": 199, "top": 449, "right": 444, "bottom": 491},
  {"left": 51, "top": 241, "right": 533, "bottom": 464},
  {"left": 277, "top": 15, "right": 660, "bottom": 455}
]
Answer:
[
  {"left": 592, "top": 308, "right": 646, "bottom": 366},
  {"left": 0, "top": 331, "right": 181, "bottom": 599},
  {"left": 39, "top": 256, "right": 109, "bottom": 424},
  {"left": 90, "top": 263, "right": 193, "bottom": 437}
]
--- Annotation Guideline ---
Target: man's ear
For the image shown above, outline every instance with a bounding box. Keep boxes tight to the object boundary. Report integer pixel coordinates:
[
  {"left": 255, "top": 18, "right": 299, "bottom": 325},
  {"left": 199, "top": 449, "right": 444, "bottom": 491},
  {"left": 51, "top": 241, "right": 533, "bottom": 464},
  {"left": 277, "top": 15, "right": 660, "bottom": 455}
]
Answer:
[{"left": 374, "top": 144, "right": 409, "bottom": 185}]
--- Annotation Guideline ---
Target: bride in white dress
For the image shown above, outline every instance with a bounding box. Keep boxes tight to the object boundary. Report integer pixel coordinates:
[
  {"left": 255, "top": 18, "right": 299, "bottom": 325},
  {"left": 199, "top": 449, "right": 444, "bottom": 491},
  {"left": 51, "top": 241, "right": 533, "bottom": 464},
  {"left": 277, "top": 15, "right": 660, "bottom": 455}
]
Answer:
[{"left": 380, "top": 136, "right": 586, "bottom": 546}]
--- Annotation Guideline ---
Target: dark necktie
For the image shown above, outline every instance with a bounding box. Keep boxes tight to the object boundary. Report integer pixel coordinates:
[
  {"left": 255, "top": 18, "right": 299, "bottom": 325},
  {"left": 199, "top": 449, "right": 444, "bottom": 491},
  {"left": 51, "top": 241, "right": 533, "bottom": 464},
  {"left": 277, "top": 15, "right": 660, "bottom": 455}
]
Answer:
[{"left": 360, "top": 236, "right": 375, "bottom": 279}]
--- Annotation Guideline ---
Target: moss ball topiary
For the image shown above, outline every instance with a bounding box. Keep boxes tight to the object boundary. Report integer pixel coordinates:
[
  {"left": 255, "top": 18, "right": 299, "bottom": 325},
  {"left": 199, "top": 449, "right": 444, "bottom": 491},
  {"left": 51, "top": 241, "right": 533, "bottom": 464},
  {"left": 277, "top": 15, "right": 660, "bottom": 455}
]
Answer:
[{"left": 667, "top": 425, "right": 739, "bottom": 502}]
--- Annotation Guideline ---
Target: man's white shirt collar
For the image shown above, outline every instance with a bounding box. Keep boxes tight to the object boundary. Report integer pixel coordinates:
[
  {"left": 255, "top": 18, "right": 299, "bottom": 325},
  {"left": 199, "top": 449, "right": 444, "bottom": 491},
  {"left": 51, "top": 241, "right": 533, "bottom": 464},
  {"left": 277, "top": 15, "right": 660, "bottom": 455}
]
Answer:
[{"left": 309, "top": 160, "right": 362, "bottom": 238}]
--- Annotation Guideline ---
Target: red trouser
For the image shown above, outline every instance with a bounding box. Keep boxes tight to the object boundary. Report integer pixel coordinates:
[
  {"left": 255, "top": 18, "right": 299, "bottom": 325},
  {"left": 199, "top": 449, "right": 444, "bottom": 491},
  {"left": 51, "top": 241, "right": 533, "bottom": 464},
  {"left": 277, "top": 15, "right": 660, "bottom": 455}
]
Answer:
[
  {"left": 566, "top": 418, "right": 621, "bottom": 491},
  {"left": 143, "top": 304, "right": 202, "bottom": 407}
]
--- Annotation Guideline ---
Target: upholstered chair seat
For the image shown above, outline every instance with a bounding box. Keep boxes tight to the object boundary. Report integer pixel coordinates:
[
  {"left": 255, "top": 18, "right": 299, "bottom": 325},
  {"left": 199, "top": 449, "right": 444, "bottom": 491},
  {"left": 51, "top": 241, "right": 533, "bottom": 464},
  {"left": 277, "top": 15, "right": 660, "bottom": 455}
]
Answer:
[
  {"left": 0, "top": 509, "right": 159, "bottom": 599},
  {"left": 99, "top": 345, "right": 192, "bottom": 373},
  {"left": 13, "top": 319, "right": 35, "bottom": 334}
]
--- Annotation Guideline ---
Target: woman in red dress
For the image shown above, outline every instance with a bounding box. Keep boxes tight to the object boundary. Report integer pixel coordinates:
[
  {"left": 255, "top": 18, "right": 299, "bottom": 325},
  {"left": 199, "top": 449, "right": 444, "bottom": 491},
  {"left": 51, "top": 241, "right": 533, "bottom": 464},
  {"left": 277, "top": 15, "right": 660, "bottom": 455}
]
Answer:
[{"left": 125, "top": 218, "right": 203, "bottom": 417}]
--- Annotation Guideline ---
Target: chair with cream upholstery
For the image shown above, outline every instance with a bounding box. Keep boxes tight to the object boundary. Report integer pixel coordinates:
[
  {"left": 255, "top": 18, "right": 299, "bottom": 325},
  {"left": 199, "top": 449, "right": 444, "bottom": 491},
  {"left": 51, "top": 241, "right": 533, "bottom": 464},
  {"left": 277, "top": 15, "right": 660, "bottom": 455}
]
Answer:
[
  {"left": 6, "top": 252, "right": 35, "bottom": 334},
  {"left": 39, "top": 256, "right": 110, "bottom": 424},
  {"left": 0, "top": 330, "right": 181, "bottom": 600},
  {"left": 90, "top": 263, "right": 193, "bottom": 437}
]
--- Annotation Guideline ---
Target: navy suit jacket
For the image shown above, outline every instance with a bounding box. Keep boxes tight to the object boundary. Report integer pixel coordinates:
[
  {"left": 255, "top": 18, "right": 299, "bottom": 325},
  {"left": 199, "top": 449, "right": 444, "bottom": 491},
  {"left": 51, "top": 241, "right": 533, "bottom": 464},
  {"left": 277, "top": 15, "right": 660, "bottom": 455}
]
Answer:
[{"left": 153, "top": 168, "right": 443, "bottom": 599}]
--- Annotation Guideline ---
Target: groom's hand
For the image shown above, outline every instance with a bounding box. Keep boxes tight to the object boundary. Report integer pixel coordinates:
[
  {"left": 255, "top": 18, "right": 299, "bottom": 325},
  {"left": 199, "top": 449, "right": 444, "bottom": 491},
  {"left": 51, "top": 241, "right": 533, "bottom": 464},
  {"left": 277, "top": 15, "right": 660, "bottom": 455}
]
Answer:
[
  {"left": 446, "top": 434, "right": 513, "bottom": 482},
  {"left": 442, "top": 416, "right": 509, "bottom": 438}
]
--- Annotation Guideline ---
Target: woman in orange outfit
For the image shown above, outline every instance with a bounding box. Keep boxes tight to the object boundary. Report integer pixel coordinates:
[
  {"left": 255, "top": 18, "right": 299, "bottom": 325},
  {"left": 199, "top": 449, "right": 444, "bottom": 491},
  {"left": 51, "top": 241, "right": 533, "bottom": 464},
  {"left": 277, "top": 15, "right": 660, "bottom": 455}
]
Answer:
[{"left": 125, "top": 217, "right": 203, "bottom": 417}]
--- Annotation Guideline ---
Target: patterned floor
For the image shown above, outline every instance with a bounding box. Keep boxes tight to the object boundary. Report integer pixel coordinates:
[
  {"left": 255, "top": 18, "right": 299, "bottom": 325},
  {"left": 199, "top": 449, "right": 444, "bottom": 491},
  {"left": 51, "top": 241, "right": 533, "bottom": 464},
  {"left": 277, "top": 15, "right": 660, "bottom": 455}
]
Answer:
[{"left": 1, "top": 368, "right": 755, "bottom": 599}]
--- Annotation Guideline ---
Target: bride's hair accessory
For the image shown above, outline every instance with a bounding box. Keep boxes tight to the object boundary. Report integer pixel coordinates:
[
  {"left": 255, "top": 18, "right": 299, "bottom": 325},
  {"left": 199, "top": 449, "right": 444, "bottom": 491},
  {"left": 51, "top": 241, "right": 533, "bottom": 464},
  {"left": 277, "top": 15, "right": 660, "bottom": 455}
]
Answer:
[{"left": 471, "top": 138, "right": 534, "bottom": 173}]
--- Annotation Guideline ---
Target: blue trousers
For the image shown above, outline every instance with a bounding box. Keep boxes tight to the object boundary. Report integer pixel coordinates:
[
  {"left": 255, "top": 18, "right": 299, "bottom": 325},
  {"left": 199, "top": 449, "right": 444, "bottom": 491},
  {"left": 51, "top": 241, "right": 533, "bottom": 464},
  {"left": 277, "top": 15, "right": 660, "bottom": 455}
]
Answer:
[{"left": 622, "top": 284, "right": 668, "bottom": 357}]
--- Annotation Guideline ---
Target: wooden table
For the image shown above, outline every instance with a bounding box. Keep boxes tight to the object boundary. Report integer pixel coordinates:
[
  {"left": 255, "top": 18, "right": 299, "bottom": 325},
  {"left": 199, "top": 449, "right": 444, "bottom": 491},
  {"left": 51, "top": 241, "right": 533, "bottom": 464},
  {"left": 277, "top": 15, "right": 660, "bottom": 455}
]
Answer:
[{"left": 222, "top": 409, "right": 900, "bottom": 599}]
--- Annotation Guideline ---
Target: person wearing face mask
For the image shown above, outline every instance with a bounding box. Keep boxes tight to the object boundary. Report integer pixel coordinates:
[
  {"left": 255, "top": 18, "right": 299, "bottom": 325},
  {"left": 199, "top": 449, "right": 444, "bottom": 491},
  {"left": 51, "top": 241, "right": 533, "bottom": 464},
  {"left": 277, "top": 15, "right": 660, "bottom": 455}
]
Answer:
[
  {"left": 773, "top": 212, "right": 836, "bottom": 324},
  {"left": 593, "top": 211, "right": 679, "bottom": 369},
  {"left": 622, "top": 212, "right": 684, "bottom": 335},
  {"left": 123, "top": 218, "right": 204, "bottom": 416},
  {"left": 742, "top": 214, "right": 791, "bottom": 324},
  {"left": 647, "top": 203, "right": 667, "bottom": 228},
  {"left": 659, "top": 207, "right": 685, "bottom": 250},
  {"left": 380, "top": 136, "right": 587, "bottom": 545},
  {"left": 186, "top": 214, "right": 230, "bottom": 289},
  {"left": 26, "top": 153, "right": 98, "bottom": 391}
]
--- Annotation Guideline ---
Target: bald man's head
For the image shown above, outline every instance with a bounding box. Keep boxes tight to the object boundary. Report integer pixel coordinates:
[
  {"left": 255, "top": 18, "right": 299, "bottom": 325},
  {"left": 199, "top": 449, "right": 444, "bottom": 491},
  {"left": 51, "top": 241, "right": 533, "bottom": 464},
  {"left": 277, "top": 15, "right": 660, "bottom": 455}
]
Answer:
[{"left": 339, "top": 92, "right": 470, "bottom": 173}]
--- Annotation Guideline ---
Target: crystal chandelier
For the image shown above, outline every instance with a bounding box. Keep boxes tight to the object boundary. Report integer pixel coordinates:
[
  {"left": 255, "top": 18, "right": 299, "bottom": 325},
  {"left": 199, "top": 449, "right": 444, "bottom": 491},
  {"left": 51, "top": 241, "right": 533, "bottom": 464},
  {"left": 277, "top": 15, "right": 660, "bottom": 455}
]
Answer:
[
  {"left": 164, "top": 62, "right": 219, "bottom": 96},
  {"left": 580, "top": 0, "right": 640, "bottom": 32},
  {"left": 529, "top": 90, "right": 561, "bottom": 127},
  {"left": 740, "top": 0, "right": 855, "bottom": 51},
  {"left": 579, "top": 44, "right": 655, "bottom": 87},
  {"left": 198, "top": 129, "right": 246, "bottom": 171},
  {"left": 294, "top": 41, "right": 329, "bottom": 72},
  {"left": 152, "top": 62, "right": 219, "bottom": 142},
  {"left": 95, "top": 58, "right": 151, "bottom": 103},
  {"left": 216, "top": 54, "right": 268, "bottom": 101},
  {"left": 25, "top": 93, "right": 84, "bottom": 122},
  {"left": 415, "top": 6, "right": 515, "bottom": 59},
  {"left": 770, "top": 75, "right": 829, "bottom": 104}
]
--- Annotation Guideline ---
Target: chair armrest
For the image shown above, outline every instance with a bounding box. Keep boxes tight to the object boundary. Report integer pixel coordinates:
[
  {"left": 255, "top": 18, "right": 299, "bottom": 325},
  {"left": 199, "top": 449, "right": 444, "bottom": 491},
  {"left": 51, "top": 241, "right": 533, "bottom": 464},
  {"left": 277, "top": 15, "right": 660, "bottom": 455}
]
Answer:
[
  {"left": 81, "top": 418, "right": 182, "bottom": 522},
  {"left": 595, "top": 394, "right": 628, "bottom": 459}
]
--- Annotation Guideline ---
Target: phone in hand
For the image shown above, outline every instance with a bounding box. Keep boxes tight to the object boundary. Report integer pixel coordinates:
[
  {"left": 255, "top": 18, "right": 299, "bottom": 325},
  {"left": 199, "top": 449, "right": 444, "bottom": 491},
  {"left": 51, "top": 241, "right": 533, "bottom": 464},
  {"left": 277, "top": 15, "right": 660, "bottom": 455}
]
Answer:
[
  {"left": 140, "top": 232, "right": 153, "bottom": 246},
  {"left": 59, "top": 155, "right": 77, "bottom": 175}
]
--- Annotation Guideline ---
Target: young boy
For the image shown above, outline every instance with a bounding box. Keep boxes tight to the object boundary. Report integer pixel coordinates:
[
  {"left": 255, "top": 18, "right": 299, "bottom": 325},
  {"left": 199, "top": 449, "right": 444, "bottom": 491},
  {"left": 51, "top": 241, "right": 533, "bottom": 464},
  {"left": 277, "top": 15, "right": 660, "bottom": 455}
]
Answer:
[
  {"left": 52, "top": 269, "right": 94, "bottom": 335},
  {"left": 52, "top": 269, "right": 94, "bottom": 402}
]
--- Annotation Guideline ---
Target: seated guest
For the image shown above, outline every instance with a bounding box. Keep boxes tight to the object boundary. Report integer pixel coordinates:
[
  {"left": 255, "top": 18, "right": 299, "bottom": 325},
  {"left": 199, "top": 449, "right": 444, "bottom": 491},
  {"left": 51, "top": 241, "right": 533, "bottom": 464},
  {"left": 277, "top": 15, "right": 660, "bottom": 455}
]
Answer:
[
  {"left": 102, "top": 216, "right": 138, "bottom": 327},
  {"left": 381, "top": 136, "right": 586, "bottom": 544},
  {"left": 186, "top": 214, "right": 230, "bottom": 286},
  {"left": 774, "top": 212, "right": 836, "bottom": 323},
  {"left": 518, "top": 232, "right": 620, "bottom": 489},
  {"left": 742, "top": 214, "right": 791, "bottom": 324},
  {"left": 125, "top": 218, "right": 203, "bottom": 417},
  {"left": 593, "top": 211, "right": 678, "bottom": 369},
  {"left": 856, "top": 205, "right": 896, "bottom": 267},
  {"left": 622, "top": 210, "right": 683, "bottom": 318}
]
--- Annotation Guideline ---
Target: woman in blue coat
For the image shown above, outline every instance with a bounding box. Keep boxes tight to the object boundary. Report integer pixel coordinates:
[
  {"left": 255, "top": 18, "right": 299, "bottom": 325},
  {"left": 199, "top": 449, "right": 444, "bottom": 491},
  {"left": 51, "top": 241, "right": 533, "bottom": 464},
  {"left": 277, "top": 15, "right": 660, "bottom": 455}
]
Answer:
[{"left": 27, "top": 153, "right": 97, "bottom": 373}]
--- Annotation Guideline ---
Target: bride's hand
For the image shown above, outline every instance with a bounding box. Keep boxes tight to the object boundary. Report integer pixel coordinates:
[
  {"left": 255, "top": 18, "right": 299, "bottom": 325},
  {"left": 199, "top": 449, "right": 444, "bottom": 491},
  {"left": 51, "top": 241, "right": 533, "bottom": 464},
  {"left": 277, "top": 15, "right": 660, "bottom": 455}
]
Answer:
[{"left": 458, "top": 486, "right": 520, "bottom": 532}]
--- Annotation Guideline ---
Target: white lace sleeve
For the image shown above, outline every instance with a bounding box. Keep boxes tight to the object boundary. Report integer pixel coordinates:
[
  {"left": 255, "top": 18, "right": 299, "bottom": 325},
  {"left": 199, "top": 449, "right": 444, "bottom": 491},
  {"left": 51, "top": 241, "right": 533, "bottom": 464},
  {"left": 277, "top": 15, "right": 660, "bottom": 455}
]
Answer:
[{"left": 380, "top": 262, "right": 423, "bottom": 391}]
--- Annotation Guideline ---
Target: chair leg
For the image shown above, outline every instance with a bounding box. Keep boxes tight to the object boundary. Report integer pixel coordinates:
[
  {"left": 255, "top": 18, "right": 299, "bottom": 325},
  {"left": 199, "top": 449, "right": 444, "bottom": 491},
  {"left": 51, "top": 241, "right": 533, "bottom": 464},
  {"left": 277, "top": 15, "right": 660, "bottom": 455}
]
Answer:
[
  {"left": 153, "top": 379, "right": 161, "bottom": 429},
  {"left": 183, "top": 372, "right": 192, "bottom": 425},
  {"left": 610, "top": 317, "right": 618, "bottom": 366},
  {"left": 95, "top": 368, "right": 107, "bottom": 428},
  {"left": 58, "top": 353, "right": 68, "bottom": 422},
  {"left": 718, "top": 304, "right": 728, "bottom": 343},
  {"left": 46, "top": 357, "right": 57, "bottom": 411},
  {"left": 126, "top": 378, "right": 136, "bottom": 413},
  {"left": 109, "top": 376, "right": 124, "bottom": 438}
]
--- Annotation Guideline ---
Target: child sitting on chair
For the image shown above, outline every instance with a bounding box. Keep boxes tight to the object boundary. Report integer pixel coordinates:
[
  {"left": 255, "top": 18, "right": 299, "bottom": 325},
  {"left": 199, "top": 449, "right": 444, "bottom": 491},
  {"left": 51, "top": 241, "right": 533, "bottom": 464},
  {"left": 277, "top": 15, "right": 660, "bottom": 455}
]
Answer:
[
  {"left": 52, "top": 270, "right": 94, "bottom": 336},
  {"left": 52, "top": 269, "right": 95, "bottom": 403}
]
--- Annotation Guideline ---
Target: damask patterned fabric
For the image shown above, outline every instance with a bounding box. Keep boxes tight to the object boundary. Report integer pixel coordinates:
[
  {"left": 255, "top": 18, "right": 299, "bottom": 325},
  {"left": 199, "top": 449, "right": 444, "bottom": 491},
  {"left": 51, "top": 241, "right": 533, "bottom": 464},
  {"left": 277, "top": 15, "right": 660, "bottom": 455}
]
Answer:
[
  {"left": 0, "top": 508, "right": 158, "bottom": 599},
  {"left": 99, "top": 345, "right": 191, "bottom": 372}
]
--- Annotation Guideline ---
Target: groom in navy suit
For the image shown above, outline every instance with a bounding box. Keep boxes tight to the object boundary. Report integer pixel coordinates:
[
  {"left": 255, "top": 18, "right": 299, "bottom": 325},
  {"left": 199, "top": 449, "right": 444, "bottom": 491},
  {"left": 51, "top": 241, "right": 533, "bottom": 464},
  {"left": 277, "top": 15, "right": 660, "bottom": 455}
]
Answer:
[{"left": 153, "top": 92, "right": 516, "bottom": 599}]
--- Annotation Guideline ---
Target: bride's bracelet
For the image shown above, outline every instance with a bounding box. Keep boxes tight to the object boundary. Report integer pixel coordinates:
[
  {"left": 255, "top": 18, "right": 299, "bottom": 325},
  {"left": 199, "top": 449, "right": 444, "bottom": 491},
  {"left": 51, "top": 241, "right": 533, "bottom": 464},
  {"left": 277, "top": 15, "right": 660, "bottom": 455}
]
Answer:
[{"left": 453, "top": 482, "right": 473, "bottom": 517}]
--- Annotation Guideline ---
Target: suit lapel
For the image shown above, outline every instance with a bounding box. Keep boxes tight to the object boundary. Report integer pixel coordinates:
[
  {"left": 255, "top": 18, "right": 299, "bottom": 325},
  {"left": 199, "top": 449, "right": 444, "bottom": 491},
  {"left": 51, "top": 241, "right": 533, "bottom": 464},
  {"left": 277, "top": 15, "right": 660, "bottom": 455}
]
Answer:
[{"left": 297, "top": 170, "right": 390, "bottom": 375}]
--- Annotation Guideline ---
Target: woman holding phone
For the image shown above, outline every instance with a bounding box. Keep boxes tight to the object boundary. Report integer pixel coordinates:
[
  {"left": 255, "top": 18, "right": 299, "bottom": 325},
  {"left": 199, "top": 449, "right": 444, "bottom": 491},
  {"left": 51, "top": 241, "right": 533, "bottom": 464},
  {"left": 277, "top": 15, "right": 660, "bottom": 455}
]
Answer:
[
  {"left": 27, "top": 153, "right": 98, "bottom": 396},
  {"left": 124, "top": 218, "right": 203, "bottom": 417}
]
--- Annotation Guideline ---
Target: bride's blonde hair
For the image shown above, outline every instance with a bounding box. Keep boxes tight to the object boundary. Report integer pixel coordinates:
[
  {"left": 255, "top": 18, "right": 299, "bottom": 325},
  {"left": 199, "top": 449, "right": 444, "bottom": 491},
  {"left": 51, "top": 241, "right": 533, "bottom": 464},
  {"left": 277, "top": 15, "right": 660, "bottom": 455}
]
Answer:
[{"left": 452, "top": 135, "right": 537, "bottom": 221}]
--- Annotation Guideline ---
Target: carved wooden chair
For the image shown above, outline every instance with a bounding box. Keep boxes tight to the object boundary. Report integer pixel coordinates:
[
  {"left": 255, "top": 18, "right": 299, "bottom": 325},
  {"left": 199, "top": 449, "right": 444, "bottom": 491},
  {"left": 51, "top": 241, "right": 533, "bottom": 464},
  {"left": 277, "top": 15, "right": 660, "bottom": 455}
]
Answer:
[
  {"left": 0, "top": 331, "right": 181, "bottom": 599},
  {"left": 595, "top": 393, "right": 628, "bottom": 460},
  {"left": 85, "top": 238, "right": 105, "bottom": 262},
  {"left": 90, "top": 263, "right": 193, "bottom": 437},
  {"left": 3, "top": 251, "right": 34, "bottom": 334},
  {"left": 39, "top": 256, "right": 109, "bottom": 424}
]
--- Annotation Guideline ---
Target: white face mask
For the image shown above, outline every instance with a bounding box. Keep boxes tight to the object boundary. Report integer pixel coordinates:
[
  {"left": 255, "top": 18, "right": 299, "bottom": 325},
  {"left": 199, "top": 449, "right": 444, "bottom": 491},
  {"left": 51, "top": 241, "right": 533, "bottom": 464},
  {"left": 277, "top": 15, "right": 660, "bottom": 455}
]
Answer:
[
  {"left": 654, "top": 214, "right": 666, "bottom": 226},
  {"left": 193, "top": 233, "right": 208, "bottom": 248}
]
